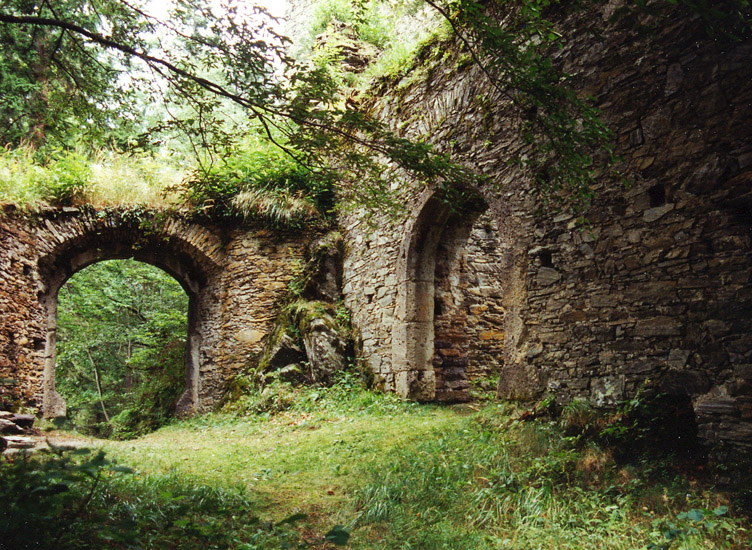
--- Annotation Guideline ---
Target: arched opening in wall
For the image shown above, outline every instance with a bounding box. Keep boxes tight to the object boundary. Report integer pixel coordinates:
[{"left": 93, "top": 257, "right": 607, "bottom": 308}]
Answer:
[
  {"left": 393, "top": 192, "right": 488, "bottom": 402},
  {"left": 35, "top": 216, "right": 218, "bottom": 421},
  {"left": 53, "top": 259, "right": 190, "bottom": 438},
  {"left": 611, "top": 391, "right": 706, "bottom": 467}
]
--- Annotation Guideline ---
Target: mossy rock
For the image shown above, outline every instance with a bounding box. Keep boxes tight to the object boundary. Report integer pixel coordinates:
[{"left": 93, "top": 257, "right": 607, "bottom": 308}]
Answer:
[{"left": 256, "top": 299, "right": 351, "bottom": 387}]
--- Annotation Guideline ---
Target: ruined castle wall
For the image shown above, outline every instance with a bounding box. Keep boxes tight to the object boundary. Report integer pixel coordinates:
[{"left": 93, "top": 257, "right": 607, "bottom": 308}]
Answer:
[
  {"left": 0, "top": 213, "right": 47, "bottom": 409},
  {"left": 340, "top": 2, "right": 752, "bottom": 453},
  {"left": 212, "top": 228, "right": 307, "bottom": 404},
  {"left": 0, "top": 207, "right": 306, "bottom": 414}
]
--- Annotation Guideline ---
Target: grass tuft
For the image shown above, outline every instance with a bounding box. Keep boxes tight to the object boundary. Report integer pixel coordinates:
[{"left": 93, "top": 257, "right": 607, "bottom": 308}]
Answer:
[{"left": 0, "top": 145, "right": 184, "bottom": 209}]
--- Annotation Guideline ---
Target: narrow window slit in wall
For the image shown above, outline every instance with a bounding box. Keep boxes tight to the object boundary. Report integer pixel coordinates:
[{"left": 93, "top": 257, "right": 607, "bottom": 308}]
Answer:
[
  {"left": 648, "top": 183, "right": 666, "bottom": 207},
  {"left": 434, "top": 297, "right": 443, "bottom": 317},
  {"left": 539, "top": 250, "right": 553, "bottom": 268}
]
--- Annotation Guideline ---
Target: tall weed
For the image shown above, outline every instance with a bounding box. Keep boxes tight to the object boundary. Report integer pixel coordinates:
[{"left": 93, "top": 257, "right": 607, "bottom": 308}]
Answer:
[
  {"left": 354, "top": 405, "right": 748, "bottom": 549},
  {"left": 0, "top": 145, "right": 184, "bottom": 209}
]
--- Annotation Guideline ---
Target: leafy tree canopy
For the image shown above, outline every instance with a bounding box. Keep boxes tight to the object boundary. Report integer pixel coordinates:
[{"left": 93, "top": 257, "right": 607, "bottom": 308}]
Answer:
[
  {"left": 0, "top": 0, "right": 291, "bottom": 155},
  {"left": 3, "top": 0, "right": 747, "bottom": 217}
]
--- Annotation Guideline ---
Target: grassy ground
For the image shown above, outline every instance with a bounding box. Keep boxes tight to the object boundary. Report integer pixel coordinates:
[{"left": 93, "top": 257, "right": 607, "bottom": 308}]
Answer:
[
  {"left": 13, "top": 381, "right": 752, "bottom": 549},
  {"left": 101, "top": 394, "right": 461, "bottom": 529}
]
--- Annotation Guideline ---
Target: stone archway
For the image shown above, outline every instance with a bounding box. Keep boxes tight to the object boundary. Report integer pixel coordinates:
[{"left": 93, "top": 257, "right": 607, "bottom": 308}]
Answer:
[
  {"left": 392, "top": 191, "right": 487, "bottom": 401},
  {"left": 35, "top": 211, "right": 223, "bottom": 418}
]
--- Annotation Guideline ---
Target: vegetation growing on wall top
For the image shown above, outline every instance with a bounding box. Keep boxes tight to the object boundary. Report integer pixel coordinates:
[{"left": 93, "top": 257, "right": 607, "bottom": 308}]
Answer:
[
  {"left": 0, "top": 146, "right": 183, "bottom": 209},
  {"left": 1, "top": 0, "right": 749, "bottom": 220}
]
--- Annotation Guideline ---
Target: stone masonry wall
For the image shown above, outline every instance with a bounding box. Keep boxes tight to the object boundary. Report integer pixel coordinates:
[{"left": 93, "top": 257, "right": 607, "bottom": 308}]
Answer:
[
  {"left": 339, "top": 0, "right": 752, "bottom": 457},
  {"left": 0, "top": 212, "right": 45, "bottom": 410},
  {"left": 463, "top": 214, "right": 511, "bottom": 383},
  {"left": 0, "top": 207, "right": 306, "bottom": 415}
]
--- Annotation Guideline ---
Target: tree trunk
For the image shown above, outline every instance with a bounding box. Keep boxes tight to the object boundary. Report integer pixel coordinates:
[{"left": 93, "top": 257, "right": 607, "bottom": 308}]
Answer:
[
  {"left": 27, "top": 34, "right": 51, "bottom": 149},
  {"left": 86, "top": 348, "right": 110, "bottom": 423}
]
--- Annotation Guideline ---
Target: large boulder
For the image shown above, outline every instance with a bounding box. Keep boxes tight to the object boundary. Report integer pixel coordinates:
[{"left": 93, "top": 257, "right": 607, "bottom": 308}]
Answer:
[
  {"left": 257, "top": 300, "right": 350, "bottom": 387},
  {"left": 301, "top": 316, "right": 347, "bottom": 385}
]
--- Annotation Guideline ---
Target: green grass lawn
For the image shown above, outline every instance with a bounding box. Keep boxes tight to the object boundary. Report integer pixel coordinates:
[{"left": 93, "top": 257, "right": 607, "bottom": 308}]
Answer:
[
  {"left": 101, "top": 396, "right": 464, "bottom": 528},
  {"left": 7, "top": 382, "right": 751, "bottom": 549}
]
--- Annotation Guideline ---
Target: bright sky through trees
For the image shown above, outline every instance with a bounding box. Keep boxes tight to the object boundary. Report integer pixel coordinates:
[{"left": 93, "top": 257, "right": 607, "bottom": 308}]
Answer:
[{"left": 147, "top": 0, "right": 289, "bottom": 29}]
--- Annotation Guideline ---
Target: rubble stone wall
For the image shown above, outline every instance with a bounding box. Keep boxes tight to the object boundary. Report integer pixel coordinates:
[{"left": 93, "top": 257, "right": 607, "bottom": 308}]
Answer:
[
  {"left": 0, "top": 207, "right": 306, "bottom": 415},
  {"left": 339, "top": 1, "right": 752, "bottom": 456}
]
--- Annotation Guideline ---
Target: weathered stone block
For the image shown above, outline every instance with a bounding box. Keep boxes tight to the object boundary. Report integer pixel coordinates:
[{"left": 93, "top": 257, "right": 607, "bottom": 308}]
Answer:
[
  {"left": 634, "top": 317, "right": 682, "bottom": 337},
  {"left": 536, "top": 267, "right": 562, "bottom": 286},
  {"left": 395, "top": 369, "right": 435, "bottom": 401},
  {"left": 560, "top": 310, "right": 586, "bottom": 323},
  {"left": 643, "top": 203, "right": 675, "bottom": 222},
  {"left": 695, "top": 398, "right": 739, "bottom": 417},
  {"left": 478, "top": 330, "right": 505, "bottom": 341},
  {"left": 0, "top": 418, "right": 23, "bottom": 435},
  {"left": 591, "top": 375, "right": 625, "bottom": 407}
]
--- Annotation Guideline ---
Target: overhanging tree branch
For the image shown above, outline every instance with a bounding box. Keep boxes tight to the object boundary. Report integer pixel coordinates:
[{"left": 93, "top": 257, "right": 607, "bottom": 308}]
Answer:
[{"left": 0, "top": 13, "right": 268, "bottom": 115}]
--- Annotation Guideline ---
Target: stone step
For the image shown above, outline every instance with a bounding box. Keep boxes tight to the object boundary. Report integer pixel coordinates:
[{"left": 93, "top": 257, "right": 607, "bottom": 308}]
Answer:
[{"left": 3, "top": 436, "right": 36, "bottom": 449}]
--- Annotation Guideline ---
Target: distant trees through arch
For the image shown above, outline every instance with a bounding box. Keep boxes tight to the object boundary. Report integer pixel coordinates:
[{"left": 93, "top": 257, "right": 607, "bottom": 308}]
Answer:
[{"left": 55, "top": 259, "right": 189, "bottom": 438}]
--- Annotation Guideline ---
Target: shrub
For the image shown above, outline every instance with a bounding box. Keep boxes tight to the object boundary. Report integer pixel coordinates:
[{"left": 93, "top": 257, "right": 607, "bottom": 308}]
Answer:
[
  {"left": 179, "top": 139, "right": 334, "bottom": 225},
  {"left": 42, "top": 150, "right": 92, "bottom": 206},
  {"left": 0, "top": 445, "right": 132, "bottom": 549}
]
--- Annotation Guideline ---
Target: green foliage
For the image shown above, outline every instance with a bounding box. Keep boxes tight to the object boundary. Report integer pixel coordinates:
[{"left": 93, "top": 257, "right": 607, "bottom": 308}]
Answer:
[
  {"left": 640, "top": 506, "right": 740, "bottom": 550},
  {"left": 0, "top": 147, "right": 93, "bottom": 207},
  {"left": 175, "top": 137, "right": 335, "bottom": 225},
  {"left": 0, "top": 444, "right": 133, "bottom": 549},
  {"left": 41, "top": 149, "right": 92, "bottom": 206},
  {"left": 288, "top": 371, "right": 414, "bottom": 417},
  {"left": 96, "top": 473, "right": 318, "bottom": 550},
  {"left": 560, "top": 398, "right": 604, "bottom": 436},
  {"left": 56, "top": 259, "right": 188, "bottom": 439},
  {"left": 0, "top": 445, "right": 347, "bottom": 549},
  {"left": 554, "top": 390, "right": 706, "bottom": 465},
  {"left": 354, "top": 404, "right": 747, "bottom": 549},
  {"left": 178, "top": 170, "right": 245, "bottom": 220},
  {"left": 0, "top": 0, "right": 145, "bottom": 150},
  {"left": 0, "top": 145, "right": 183, "bottom": 209},
  {"left": 325, "top": 524, "right": 352, "bottom": 545},
  {"left": 0, "top": 146, "right": 48, "bottom": 206},
  {"left": 227, "top": 370, "right": 414, "bottom": 419},
  {"left": 298, "top": 0, "right": 398, "bottom": 54},
  {"left": 0, "top": 0, "right": 482, "bottom": 220}
]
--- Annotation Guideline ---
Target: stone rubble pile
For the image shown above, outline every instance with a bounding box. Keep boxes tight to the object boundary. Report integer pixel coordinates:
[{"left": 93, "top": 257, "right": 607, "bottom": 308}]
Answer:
[{"left": 0, "top": 410, "right": 37, "bottom": 452}]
